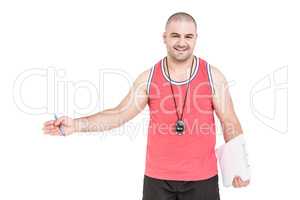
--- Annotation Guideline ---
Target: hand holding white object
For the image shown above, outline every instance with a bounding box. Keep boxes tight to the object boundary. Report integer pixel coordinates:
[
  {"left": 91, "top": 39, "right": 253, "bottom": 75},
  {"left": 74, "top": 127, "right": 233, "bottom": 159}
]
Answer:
[{"left": 216, "top": 134, "right": 251, "bottom": 187}]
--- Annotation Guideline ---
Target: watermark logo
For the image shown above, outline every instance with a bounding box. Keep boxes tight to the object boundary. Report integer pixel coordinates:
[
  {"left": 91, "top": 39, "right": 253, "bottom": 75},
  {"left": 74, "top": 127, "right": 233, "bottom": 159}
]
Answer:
[{"left": 250, "top": 66, "right": 288, "bottom": 134}]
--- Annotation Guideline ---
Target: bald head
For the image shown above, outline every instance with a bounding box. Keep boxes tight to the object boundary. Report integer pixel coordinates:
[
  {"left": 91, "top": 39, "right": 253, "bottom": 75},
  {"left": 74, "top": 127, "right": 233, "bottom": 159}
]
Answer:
[{"left": 165, "top": 12, "right": 197, "bottom": 30}]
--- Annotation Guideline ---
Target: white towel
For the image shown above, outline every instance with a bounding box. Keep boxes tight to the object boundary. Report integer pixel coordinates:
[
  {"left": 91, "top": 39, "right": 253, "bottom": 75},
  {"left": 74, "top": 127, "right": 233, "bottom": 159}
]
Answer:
[{"left": 216, "top": 134, "right": 251, "bottom": 187}]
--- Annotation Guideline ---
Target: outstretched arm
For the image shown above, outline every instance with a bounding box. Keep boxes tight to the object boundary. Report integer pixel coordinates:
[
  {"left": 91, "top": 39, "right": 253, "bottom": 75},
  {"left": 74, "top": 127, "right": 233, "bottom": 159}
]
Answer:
[
  {"left": 75, "top": 69, "right": 150, "bottom": 132},
  {"left": 43, "top": 69, "right": 150, "bottom": 135}
]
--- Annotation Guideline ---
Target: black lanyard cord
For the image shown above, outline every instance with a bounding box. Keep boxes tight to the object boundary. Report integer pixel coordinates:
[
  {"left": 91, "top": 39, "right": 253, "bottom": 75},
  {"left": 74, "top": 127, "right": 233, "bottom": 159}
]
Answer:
[{"left": 165, "top": 56, "right": 195, "bottom": 121}]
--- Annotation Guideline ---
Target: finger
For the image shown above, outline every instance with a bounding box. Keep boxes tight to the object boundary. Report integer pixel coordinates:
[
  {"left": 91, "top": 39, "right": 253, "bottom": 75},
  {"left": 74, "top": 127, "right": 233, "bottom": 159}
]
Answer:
[
  {"left": 234, "top": 177, "right": 242, "bottom": 187},
  {"left": 44, "top": 128, "right": 55, "bottom": 135},
  {"left": 43, "top": 125, "right": 57, "bottom": 132},
  {"left": 238, "top": 177, "right": 250, "bottom": 187},
  {"left": 237, "top": 177, "right": 244, "bottom": 187},
  {"left": 240, "top": 179, "right": 250, "bottom": 187},
  {"left": 52, "top": 127, "right": 64, "bottom": 136},
  {"left": 43, "top": 124, "right": 54, "bottom": 129},
  {"left": 52, "top": 129, "right": 61, "bottom": 135},
  {"left": 232, "top": 177, "right": 238, "bottom": 188},
  {"left": 44, "top": 127, "right": 60, "bottom": 135},
  {"left": 44, "top": 120, "right": 55, "bottom": 126},
  {"left": 44, "top": 129, "right": 54, "bottom": 135},
  {"left": 43, "top": 127, "right": 53, "bottom": 133},
  {"left": 43, "top": 127, "right": 56, "bottom": 133}
]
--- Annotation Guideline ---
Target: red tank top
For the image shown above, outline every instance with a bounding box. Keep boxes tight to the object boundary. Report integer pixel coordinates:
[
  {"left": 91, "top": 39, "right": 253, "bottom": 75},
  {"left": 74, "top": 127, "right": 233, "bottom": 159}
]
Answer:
[{"left": 145, "top": 56, "right": 218, "bottom": 181}]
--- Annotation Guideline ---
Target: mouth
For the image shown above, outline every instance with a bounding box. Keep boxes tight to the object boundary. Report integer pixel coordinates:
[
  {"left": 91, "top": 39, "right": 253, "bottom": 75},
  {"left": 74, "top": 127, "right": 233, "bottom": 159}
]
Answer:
[{"left": 174, "top": 47, "right": 188, "bottom": 52}]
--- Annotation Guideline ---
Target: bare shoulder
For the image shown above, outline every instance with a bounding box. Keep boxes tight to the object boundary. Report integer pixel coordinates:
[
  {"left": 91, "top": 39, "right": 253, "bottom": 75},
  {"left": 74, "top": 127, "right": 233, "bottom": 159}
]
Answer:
[
  {"left": 135, "top": 68, "right": 151, "bottom": 84},
  {"left": 210, "top": 64, "right": 227, "bottom": 84},
  {"left": 132, "top": 68, "right": 152, "bottom": 93}
]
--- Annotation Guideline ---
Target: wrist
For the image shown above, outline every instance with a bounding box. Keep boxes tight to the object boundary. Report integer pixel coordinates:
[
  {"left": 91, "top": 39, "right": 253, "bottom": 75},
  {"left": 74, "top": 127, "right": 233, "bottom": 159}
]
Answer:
[{"left": 74, "top": 117, "right": 89, "bottom": 132}]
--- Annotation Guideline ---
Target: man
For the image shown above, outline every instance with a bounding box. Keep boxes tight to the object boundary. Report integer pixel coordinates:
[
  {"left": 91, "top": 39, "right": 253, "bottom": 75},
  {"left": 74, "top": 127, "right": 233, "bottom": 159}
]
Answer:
[{"left": 43, "top": 12, "right": 250, "bottom": 200}]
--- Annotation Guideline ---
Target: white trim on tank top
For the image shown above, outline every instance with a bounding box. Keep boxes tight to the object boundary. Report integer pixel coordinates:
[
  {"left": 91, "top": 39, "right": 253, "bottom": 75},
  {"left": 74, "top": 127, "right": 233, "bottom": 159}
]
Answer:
[
  {"left": 206, "top": 62, "right": 215, "bottom": 95},
  {"left": 161, "top": 56, "right": 199, "bottom": 86},
  {"left": 146, "top": 65, "right": 155, "bottom": 95}
]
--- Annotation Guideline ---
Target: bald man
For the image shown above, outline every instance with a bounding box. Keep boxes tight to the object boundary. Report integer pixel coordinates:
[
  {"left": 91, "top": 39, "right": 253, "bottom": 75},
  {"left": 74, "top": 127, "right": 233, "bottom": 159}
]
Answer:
[{"left": 43, "top": 12, "right": 250, "bottom": 200}]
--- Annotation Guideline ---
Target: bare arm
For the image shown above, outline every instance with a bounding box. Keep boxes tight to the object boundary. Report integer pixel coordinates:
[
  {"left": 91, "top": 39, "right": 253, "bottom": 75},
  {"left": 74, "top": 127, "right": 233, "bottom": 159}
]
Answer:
[
  {"left": 43, "top": 69, "right": 150, "bottom": 135},
  {"left": 211, "top": 65, "right": 250, "bottom": 187},
  {"left": 74, "top": 69, "right": 150, "bottom": 132},
  {"left": 210, "top": 65, "right": 243, "bottom": 143}
]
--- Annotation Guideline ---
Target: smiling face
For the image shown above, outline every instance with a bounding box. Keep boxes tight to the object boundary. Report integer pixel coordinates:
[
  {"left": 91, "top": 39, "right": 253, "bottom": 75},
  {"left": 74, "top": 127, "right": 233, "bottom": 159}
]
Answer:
[{"left": 163, "top": 20, "right": 197, "bottom": 62}]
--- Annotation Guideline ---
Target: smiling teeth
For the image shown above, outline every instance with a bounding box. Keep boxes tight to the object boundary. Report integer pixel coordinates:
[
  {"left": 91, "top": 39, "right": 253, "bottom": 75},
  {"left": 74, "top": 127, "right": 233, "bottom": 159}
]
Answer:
[{"left": 175, "top": 48, "right": 186, "bottom": 51}]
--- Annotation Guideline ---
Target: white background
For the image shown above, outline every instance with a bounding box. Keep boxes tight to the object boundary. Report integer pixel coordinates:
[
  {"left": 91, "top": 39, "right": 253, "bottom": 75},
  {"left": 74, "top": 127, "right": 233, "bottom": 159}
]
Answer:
[{"left": 0, "top": 0, "right": 299, "bottom": 199}]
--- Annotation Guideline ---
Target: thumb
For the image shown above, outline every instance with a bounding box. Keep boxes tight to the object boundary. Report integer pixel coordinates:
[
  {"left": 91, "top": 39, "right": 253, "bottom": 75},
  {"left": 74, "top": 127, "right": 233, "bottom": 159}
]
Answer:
[{"left": 54, "top": 117, "right": 65, "bottom": 126}]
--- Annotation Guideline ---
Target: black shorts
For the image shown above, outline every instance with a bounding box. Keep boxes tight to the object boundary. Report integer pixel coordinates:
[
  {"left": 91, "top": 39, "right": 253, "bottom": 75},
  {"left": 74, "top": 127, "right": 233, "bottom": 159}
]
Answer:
[{"left": 142, "top": 174, "right": 220, "bottom": 200}]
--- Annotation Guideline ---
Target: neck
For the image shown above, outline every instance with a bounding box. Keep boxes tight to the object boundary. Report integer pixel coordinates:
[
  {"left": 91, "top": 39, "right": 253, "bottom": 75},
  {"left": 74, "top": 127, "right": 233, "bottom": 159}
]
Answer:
[{"left": 166, "top": 55, "right": 195, "bottom": 72}]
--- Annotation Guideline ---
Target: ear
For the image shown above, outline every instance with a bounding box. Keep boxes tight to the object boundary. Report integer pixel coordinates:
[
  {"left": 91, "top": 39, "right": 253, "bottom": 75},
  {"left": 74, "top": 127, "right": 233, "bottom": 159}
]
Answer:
[{"left": 163, "top": 32, "right": 167, "bottom": 44}]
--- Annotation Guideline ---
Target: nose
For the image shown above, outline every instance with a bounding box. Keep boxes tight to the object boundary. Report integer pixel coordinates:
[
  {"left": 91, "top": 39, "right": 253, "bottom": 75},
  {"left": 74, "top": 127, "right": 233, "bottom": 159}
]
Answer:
[
  {"left": 178, "top": 38, "right": 186, "bottom": 47},
  {"left": 176, "top": 37, "right": 187, "bottom": 48}
]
